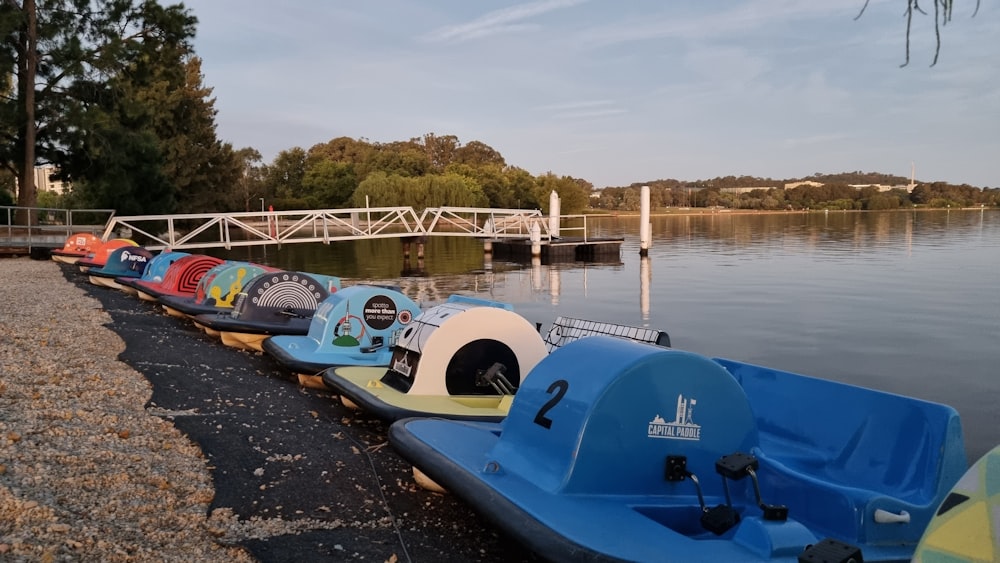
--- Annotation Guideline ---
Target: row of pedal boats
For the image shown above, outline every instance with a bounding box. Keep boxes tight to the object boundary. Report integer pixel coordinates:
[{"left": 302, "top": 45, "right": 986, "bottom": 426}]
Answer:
[{"left": 53, "top": 233, "right": 996, "bottom": 563}]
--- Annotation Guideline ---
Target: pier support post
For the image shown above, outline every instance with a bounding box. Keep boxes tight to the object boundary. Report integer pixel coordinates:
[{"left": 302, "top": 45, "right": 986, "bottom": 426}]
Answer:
[
  {"left": 640, "top": 256, "right": 651, "bottom": 321},
  {"left": 530, "top": 222, "right": 542, "bottom": 258},
  {"left": 483, "top": 239, "right": 493, "bottom": 254},
  {"left": 549, "top": 191, "right": 561, "bottom": 238},
  {"left": 639, "top": 185, "right": 651, "bottom": 256}
]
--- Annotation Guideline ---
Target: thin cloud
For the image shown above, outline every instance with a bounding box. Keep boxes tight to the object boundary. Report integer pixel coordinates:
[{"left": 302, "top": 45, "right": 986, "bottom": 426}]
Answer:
[
  {"left": 553, "top": 108, "right": 627, "bottom": 119},
  {"left": 781, "top": 133, "right": 850, "bottom": 148},
  {"left": 534, "top": 100, "right": 626, "bottom": 120},
  {"left": 577, "top": 0, "right": 855, "bottom": 48},
  {"left": 423, "top": 0, "right": 588, "bottom": 43},
  {"left": 535, "top": 100, "right": 616, "bottom": 111}
]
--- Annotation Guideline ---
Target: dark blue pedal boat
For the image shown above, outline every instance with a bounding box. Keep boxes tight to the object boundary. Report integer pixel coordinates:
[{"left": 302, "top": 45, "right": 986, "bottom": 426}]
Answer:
[
  {"left": 261, "top": 284, "right": 422, "bottom": 388},
  {"left": 389, "top": 336, "right": 967, "bottom": 562},
  {"left": 87, "top": 246, "right": 154, "bottom": 290},
  {"left": 192, "top": 270, "right": 341, "bottom": 352}
]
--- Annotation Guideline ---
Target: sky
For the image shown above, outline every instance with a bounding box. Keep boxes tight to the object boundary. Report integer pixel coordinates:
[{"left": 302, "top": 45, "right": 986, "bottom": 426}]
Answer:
[{"left": 181, "top": 0, "right": 1000, "bottom": 189}]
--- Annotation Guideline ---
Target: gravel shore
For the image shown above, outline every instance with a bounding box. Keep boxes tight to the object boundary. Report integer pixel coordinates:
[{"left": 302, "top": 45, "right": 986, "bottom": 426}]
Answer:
[
  {"left": 0, "top": 258, "right": 249, "bottom": 562},
  {"left": 0, "top": 257, "right": 537, "bottom": 563}
]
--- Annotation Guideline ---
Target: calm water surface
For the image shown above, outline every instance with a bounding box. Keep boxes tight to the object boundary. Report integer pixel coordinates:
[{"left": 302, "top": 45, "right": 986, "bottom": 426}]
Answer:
[{"left": 217, "top": 209, "right": 1000, "bottom": 462}]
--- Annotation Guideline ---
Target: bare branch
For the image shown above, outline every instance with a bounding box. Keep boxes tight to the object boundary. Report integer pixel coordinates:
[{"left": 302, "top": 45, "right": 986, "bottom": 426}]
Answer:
[
  {"left": 854, "top": 0, "right": 872, "bottom": 20},
  {"left": 900, "top": 0, "right": 915, "bottom": 67}
]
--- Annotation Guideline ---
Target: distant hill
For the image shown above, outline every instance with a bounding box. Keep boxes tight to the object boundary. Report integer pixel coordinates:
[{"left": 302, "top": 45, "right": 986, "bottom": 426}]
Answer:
[{"left": 614, "top": 171, "right": 914, "bottom": 191}]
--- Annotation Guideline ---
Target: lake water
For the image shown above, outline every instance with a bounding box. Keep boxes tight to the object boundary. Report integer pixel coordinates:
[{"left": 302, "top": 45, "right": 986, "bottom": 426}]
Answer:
[{"left": 217, "top": 209, "right": 1000, "bottom": 463}]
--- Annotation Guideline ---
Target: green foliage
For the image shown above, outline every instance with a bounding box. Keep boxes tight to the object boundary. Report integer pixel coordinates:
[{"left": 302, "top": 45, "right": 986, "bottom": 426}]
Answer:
[
  {"left": 534, "top": 173, "right": 592, "bottom": 214},
  {"left": 593, "top": 172, "right": 995, "bottom": 212},
  {"left": 67, "top": 126, "right": 176, "bottom": 215},
  {"left": 303, "top": 160, "right": 357, "bottom": 208},
  {"left": 350, "top": 171, "right": 487, "bottom": 210},
  {"left": 358, "top": 142, "right": 431, "bottom": 178},
  {"left": 350, "top": 171, "right": 408, "bottom": 207},
  {"left": 234, "top": 147, "right": 264, "bottom": 211},
  {"left": 147, "top": 56, "right": 241, "bottom": 213},
  {"left": 453, "top": 140, "right": 506, "bottom": 168},
  {"left": 265, "top": 148, "right": 308, "bottom": 200},
  {"left": 292, "top": 134, "right": 528, "bottom": 210},
  {"left": 35, "top": 189, "right": 63, "bottom": 209},
  {"left": 865, "top": 194, "right": 901, "bottom": 210},
  {"left": 307, "top": 137, "right": 373, "bottom": 168}
]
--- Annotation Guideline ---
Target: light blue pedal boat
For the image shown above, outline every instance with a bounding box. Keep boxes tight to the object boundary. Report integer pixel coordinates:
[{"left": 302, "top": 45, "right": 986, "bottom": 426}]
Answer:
[{"left": 262, "top": 284, "right": 422, "bottom": 388}]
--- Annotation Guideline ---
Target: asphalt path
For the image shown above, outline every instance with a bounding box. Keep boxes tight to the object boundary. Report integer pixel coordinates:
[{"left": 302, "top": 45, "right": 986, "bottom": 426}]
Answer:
[{"left": 65, "top": 267, "right": 539, "bottom": 563}]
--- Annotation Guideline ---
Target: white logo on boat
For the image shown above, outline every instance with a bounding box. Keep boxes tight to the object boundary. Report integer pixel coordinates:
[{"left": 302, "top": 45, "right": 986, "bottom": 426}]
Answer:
[
  {"left": 119, "top": 250, "right": 147, "bottom": 263},
  {"left": 392, "top": 353, "right": 412, "bottom": 377},
  {"left": 648, "top": 394, "right": 701, "bottom": 441}
]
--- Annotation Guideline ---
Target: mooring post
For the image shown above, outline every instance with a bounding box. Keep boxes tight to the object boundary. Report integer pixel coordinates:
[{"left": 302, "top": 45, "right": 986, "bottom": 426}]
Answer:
[
  {"left": 639, "top": 185, "right": 651, "bottom": 256},
  {"left": 530, "top": 221, "right": 542, "bottom": 258},
  {"left": 549, "top": 191, "right": 561, "bottom": 238}
]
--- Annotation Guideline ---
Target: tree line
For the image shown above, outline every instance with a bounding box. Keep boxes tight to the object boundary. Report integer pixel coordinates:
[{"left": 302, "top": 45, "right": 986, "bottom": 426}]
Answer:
[
  {"left": 596, "top": 174, "right": 999, "bottom": 213},
  {"left": 231, "top": 134, "right": 591, "bottom": 215}
]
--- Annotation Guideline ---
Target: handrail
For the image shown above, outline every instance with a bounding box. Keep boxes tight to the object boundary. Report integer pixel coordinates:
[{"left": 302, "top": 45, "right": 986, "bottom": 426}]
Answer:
[
  {"left": 558, "top": 214, "right": 590, "bottom": 242},
  {"left": 1, "top": 206, "right": 116, "bottom": 249},
  {"left": 2, "top": 205, "right": 590, "bottom": 252},
  {"left": 97, "top": 206, "right": 556, "bottom": 251}
]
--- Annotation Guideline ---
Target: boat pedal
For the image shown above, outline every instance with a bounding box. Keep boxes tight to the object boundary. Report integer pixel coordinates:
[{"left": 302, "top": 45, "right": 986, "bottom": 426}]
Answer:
[
  {"left": 476, "top": 362, "right": 516, "bottom": 395},
  {"left": 701, "top": 504, "right": 741, "bottom": 536},
  {"left": 665, "top": 456, "right": 740, "bottom": 535},
  {"left": 361, "top": 336, "right": 384, "bottom": 354},
  {"left": 716, "top": 452, "right": 788, "bottom": 522},
  {"left": 798, "top": 537, "right": 864, "bottom": 563}
]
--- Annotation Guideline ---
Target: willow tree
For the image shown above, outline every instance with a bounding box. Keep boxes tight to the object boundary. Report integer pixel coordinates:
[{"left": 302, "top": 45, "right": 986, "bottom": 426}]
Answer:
[{"left": 857, "top": 0, "right": 981, "bottom": 66}]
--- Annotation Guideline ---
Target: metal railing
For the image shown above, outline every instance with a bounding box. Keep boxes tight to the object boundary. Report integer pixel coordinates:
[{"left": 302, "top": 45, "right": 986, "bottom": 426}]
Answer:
[
  {"left": 2, "top": 205, "right": 579, "bottom": 252},
  {"left": 0, "top": 206, "right": 116, "bottom": 249},
  {"left": 100, "top": 206, "right": 555, "bottom": 251},
  {"left": 556, "top": 214, "right": 590, "bottom": 242}
]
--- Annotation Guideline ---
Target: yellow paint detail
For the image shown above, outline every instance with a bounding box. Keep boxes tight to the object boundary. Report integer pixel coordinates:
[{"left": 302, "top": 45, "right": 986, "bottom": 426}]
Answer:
[
  {"left": 923, "top": 500, "right": 994, "bottom": 561},
  {"left": 365, "top": 380, "right": 384, "bottom": 388},
  {"left": 213, "top": 267, "right": 249, "bottom": 307}
]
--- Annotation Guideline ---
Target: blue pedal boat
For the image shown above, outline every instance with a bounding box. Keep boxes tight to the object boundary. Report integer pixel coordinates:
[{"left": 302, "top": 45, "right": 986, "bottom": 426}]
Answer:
[
  {"left": 117, "top": 251, "right": 190, "bottom": 296},
  {"left": 192, "top": 270, "right": 341, "bottom": 352},
  {"left": 389, "top": 336, "right": 967, "bottom": 562},
  {"left": 321, "top": 299, "right": 671, "bottom": 423},
  {"left": 261, "top": 284, "right": 422, "bottom": 388},
  {"left": 87, "top": 247, "right": 154, "bottom": 290},
  {"left": 157, "top": 261, "right": 273, "bottom": 319}
]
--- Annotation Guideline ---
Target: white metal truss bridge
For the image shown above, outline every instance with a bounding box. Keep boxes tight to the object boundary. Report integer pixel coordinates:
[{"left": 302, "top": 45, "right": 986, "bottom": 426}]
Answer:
[{"left": 100, "top": 206, "right": 557, "bottom": 251}]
